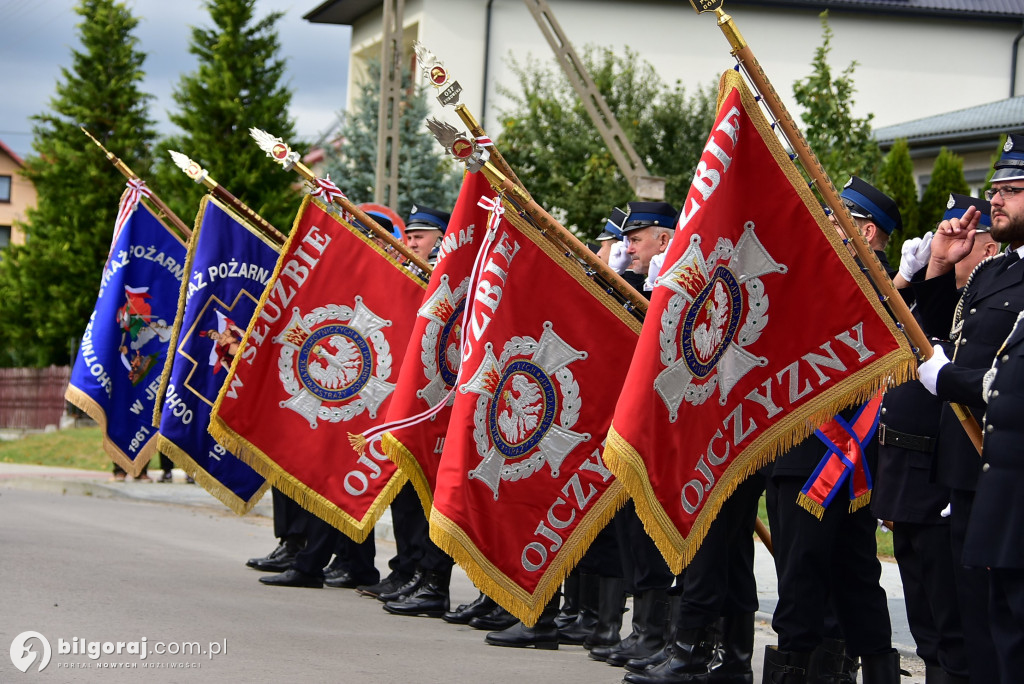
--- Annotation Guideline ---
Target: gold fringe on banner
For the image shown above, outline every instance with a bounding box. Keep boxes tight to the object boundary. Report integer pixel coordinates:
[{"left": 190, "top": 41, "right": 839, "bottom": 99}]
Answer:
[
  {"left": 64, "top": 385, "right": 157, "bottom": 478},
  {"left": 604, "top": 352, "right": 912, "bottom": 575},
  {"left": 151, "top": 195, "right": 209, "bottom": 426},
  {"left": 155, "top": 434, "right": 270, "bottom": 515},
  {"left": 382, "top": 433, "right": 434, "bottom": 516},
  {"left": 429, "top": 480, "right": 628, "bottom": 627},
  {"left": 208, "top": 194, "right": 422, "bottom": 541}
]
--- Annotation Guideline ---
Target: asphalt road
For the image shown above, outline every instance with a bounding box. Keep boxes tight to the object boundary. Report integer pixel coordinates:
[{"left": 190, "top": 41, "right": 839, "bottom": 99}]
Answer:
[{"left": 0, "top": 484, "right": 926, "bottom": 683}]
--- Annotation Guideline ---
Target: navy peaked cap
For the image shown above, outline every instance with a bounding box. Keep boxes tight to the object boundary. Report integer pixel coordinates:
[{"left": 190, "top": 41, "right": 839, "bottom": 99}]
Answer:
[
  {"left": 943, "top": 193, "right": 992, "bottom": 230},
  {"left": 622, "top": 201, "right": 678, "bottom": 232},
  {"left": 406, "top": 205, "right": 450, "bottom": 232},
  {"left": 597, "top": 207, "right": 627, "bottom": 241},
  {"left": 991, "top": 134, "right": 1024, "bottom": 183},
  {"left": 840, "top": 176, "right": 902, "bottom": 235}
]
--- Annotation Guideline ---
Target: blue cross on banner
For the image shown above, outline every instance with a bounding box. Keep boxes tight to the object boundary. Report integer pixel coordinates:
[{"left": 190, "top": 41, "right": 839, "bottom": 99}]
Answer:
[
  {"left": 66, "top": 199, "right": 187, "bottom": 475},
  {"left": 153, "top": 196, "right": 278, "bottom": 513}
]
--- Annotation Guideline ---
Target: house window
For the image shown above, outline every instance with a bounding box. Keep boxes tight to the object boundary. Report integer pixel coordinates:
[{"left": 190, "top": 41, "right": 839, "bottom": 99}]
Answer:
[
  {"left": 0, "top": 226, "right": 10, "bottom": 249},
  {"left": 0, "top": 175, "right": 10, "bottom": 203}
]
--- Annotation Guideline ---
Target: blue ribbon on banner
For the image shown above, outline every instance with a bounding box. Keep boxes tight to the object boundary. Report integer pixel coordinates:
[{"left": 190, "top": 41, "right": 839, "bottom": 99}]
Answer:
[
  {"left": 156, "top": 198, "right": 277, "bottom": 512},
  {"left": 68, "top": 203, "right": 187, "bottom": 473}
]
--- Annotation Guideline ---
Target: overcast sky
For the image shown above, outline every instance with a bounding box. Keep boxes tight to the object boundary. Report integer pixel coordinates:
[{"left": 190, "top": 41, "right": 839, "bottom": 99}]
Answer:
[{"left": 0, "top": 0, "right": 352, "bottom": 161}]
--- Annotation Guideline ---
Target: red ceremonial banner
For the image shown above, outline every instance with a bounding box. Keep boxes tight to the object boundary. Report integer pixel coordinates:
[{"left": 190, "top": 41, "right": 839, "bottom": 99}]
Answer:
[
  {"left": 429, "top": 199, "right": 640, "bottom": 626},
  {"left": 381, "top": 171, "right": 494, "bottom": 513},
  {"left": 604, "top": 70, "right": 914, "bottom": 573},
  {"left": 210, "top": 196, "right": 426, "bottom": 539}
]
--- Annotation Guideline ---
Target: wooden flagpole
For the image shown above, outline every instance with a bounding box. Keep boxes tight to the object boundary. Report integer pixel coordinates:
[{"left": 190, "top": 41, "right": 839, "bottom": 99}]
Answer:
[
  {"left": 248, "top": 128, "right": 432, "bottom": 276},
  {"left": 688, "top": 1, "right": 984, "bottom": 454},
  {"left": 81, "top": 127, "right": 192, "bottom": 239},
  {"left": 167, "top": 150, "right": 285, "bottom": 246}
]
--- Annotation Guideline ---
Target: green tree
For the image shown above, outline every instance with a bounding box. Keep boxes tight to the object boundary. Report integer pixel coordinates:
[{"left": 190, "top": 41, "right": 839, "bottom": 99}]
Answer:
[
  {"left": 321, "top": 60, "right": 460, "bottom": 219},
  {"left": 153, "top": 0, "right": 298, "bottom": 232},
  {"left": 793, "top": 12, "right": 881, "bottom": 186},
  {"left": 0, "top": 0, "right": 155, "bottom": 367},
  {"left": 877, "top": 139, "right": 920, "bottom": 263},
  {"left": 918, "top": 147, "right": 969, "bottom": 235},
  {"left": 497, "top": 47, "right": 717, "bottom": 238}
]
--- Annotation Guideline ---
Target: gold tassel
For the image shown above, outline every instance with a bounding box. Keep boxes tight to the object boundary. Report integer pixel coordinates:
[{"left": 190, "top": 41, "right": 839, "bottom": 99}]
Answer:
[
  {"left": 849, "top": 490, "right": 872, "bottom": 514},
  {"left": 348, "top": 432, "right": 367, "bottom": 454}
]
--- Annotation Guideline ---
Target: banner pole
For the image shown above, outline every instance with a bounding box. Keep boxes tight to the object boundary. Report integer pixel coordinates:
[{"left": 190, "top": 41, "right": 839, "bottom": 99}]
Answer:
[
  {"left": 248, "top": 128, "right": 433, "bottom": 275},
  {"left": 478, "top": 161, "right": 650, "bottom": 315},
  {"left": 167, "top": 151, "right": 285, "bottom": 246},
  {"left": 689, "top": 2, "right": 983, "bottom": 455},
  {"left": 81, "top": 127, "right": 192, "bottom": 239}
]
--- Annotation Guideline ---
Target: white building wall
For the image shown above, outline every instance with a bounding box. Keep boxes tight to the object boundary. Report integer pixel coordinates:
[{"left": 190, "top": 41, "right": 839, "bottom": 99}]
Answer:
[{"left": 345, "top": 1, "right": 1021, "bottom": 146}]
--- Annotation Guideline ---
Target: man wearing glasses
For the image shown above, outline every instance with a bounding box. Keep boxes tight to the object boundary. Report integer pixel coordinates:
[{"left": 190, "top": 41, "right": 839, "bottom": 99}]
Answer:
[{"left": 913, "top": 133, "right": 1024, "bottom": 684}]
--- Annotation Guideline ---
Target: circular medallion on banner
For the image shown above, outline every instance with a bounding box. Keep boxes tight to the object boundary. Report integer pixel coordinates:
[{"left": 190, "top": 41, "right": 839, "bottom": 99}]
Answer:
[
  {"left": 679, "top": 265, "right": 743, "bottom": 379},
  {"left": 451, "top": 137, "right": 474, "bottom": 159},
  {"left": 297, "top": 324, "right": 373, "bottom": 401},
  {"left": 437, "top": 299, "right": 465, "bottom": 387},
  {"left": 486, "top": 360, "right": 558, "bottom": 459}
]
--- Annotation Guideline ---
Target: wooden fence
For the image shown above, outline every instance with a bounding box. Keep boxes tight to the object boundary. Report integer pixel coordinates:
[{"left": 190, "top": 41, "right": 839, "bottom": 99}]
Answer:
[{"left": 0, "top": 366, "right": 72, "bottom": 429}]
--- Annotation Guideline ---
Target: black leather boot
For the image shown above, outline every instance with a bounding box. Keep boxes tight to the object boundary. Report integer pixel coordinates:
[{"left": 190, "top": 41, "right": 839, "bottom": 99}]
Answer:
[
  {"left": 622, "top": 624, "right": 716, "bottom": 683},
  {"left": 859, "top": 649, "right": 900, "bottom": 684},
  {"left": 707, "top": 613, "right": 753, "bottom": 683},
  {"left": 377, "top": 568, "right": 424, "bottom": 602},
  {"left": 806, "top": 638, "right": 857, "bottom": 684},
  {"left": 485, "top": 592, "right": 560, "bottom": 650},
  {"left": 583, "top": 576, "right": 626, "bottom": 649},
  {"left": 443, "top": 591, "right": 497, "bottom": 624},
  {"left": 761, "top": 647, "right": 810, "bottom": 684},
  {"left": 469, "top": 604, "right": 519, "bottom": 631},
  {"left": 593, "top": 590, "right": 670, "bottom": 665},
  {"left": 383, "top": 567, "right": 451, "bottom": 617},
  {"left": 555, "top": 571, "right": 581, "bottom": 630},
  {"left": 623, "top": 595, "right": 680, "bottom": 673},
  {"left": 246, "top": 538, "right": 303, "bottom": 572},
  {"left": 559, "top": 573, "right": 600, "bottom": 645}
]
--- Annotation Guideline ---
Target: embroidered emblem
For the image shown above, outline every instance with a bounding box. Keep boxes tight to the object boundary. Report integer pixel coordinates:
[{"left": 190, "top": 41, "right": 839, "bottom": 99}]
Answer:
[
  {"left": 417, "top": 274, "right": 470, "bottom": 412},
  {"left": 460, "top": 323, "right": 589, "bottom": 499},
  {"left": 275, "top": 298, "right": 394, "bottom": 428},
  {"left": 653, "top": 222, "right": 786, "bottom": 421}
]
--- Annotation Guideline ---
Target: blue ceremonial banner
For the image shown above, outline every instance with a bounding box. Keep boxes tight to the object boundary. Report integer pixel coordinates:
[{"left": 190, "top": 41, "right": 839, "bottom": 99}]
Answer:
[
  {"left": 66, "top": 196, "right": 187, "bottom": 476},
  {"left": 154, "top": 196, "right": 277, "bottom": 513}
]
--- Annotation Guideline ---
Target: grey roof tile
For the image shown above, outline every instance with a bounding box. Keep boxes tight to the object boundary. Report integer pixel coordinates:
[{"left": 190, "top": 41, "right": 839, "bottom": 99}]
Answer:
[{"left": 875, "top": 97, "right": 1024, "bottom": 144}]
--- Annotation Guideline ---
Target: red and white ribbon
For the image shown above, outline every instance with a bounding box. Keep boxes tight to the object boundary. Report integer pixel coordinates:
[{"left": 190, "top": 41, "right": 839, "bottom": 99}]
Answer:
[
  {"left": 475, "top": 135, "right": 494, "bottom": 147},
  {"left": 311, "top": 175, "right": 347, "bottom": 204},
  {"left": 477, "top": 194, "right": 505, "bottom": 238},
  {"left": 111, "top": 178, "right": 153, "bottom": 255}
]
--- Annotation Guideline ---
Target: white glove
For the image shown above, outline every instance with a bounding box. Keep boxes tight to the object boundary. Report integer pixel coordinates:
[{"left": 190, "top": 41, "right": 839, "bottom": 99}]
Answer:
[
  {"left": 644, "top": 252, "right": 666, "bottom": 291},
  {"left": 609, "top": 238, "right": 631, "bottom": 274},
  {"left": 898, "top": 231, "right": 933, "bottom": 281},
  {"left": 917, "top": 343, "right": 950, "bottom": 395}
]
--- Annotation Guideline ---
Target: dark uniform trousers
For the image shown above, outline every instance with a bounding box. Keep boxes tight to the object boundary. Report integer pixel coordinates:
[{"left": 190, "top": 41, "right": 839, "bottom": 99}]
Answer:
[
  {"left": 872, "top": 336, "right": 967, "bottom": 677},
  {"left": 389, "top": 481, "right": 453, "bottom": 575},
  {"left": 291, "top": 513, "right": 377, "bottom": 581},
  {"left": 939, "top": 300, "right": 1024, "bottom": 683},
  {"left": 675, "top": 472, "right": 763, "bottom": 629},
  {"left": 615, "top": 501, "right": 674, "bottom": 594},
  {"left": 914, "top": 259, "right": 1024, "bottom": 683},
  {"left": 766, "top": 427, "right": 892, "bottom": 656},
  {"left": 272, "top": 487, "right": 308, "bottom": 542}
]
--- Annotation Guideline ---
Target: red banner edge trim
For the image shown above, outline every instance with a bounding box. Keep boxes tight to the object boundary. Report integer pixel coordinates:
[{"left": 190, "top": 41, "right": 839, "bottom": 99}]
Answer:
[
  {"left": 428, "top": 480, "right": 629, "bottom": 627},
  {"left": 605, "top": 349, "right": 914, "bottom": 574},
  {"left": 156, "top": 433, "right": 271, "bottom": 516},
  {"left": 208, "top": 415, "right": 408, "bottom": 542}
]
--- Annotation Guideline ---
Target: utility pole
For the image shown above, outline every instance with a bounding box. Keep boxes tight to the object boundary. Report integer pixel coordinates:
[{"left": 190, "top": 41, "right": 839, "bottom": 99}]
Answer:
[
  {"left": 375, "top": 0, "right": 404, "bottom": 209},
  {"left": 522, "top": 0, "right": 666, "bottom": 201}
]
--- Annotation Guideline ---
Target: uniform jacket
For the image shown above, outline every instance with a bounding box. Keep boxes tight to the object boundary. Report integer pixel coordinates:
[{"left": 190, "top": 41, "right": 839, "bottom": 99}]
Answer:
[
  {"left": 939, "top": 312, "right": 1024, "bottom": 568},
  {"left": 913, "top": 254, "right": 1024, "bottom": 490}
]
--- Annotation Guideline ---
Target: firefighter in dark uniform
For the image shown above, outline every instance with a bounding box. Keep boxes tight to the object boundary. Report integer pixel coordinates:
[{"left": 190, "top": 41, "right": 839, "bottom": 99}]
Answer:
[
  {"left": 915, "top": 134, "right": 1024, "bottom": 684},
  {"left": 872, "top": 195, "right": 997, "bottom": 684},
  {"left": 761, "top": 178, "right": 902, "bottom": 684}
]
